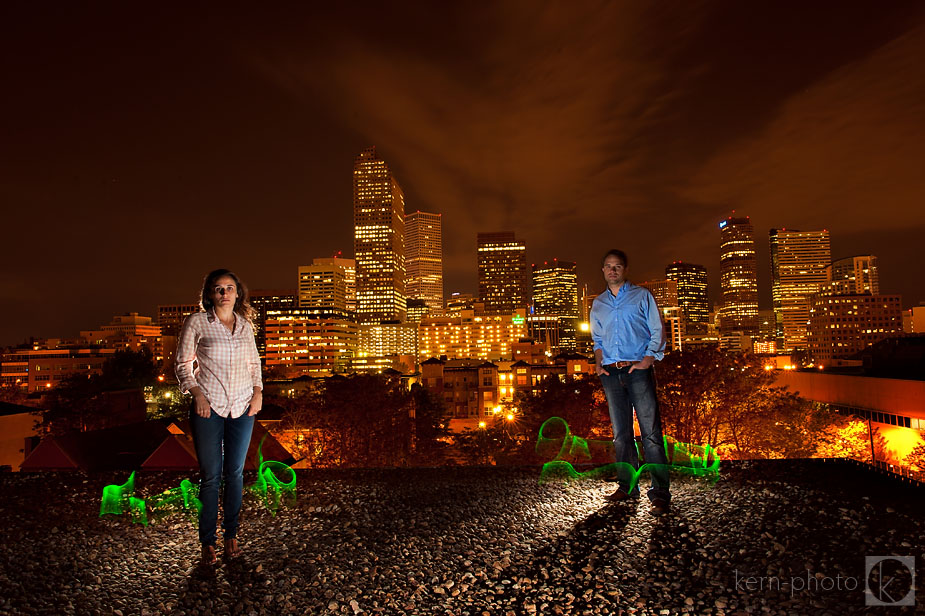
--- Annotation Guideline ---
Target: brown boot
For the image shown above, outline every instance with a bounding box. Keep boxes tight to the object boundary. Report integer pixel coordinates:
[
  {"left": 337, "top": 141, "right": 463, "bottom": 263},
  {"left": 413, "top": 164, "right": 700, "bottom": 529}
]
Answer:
[
  {"left": 224, "top": 538, "right": 242, "bottom": 560},
  {"left": 201, "top": 545, "right": 217, "bottom": 566}
]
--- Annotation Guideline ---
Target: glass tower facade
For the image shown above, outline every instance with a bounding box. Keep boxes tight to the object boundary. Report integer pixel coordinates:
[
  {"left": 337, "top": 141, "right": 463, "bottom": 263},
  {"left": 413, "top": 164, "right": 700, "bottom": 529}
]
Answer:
[
  {"left": 477, "top": 231, "right": 529, "bottom": 314},
  {"left": 353, "top": 147, "right": 406, "bottom": 324},
  {"left": 719, "top": 216, "right": 759, "bottom": 335},
  {"left": 405, "top": 211, "right": 444, "bottom": 311},
  {"left": 769, "top": 229, "right": 831, "bottom": 352}
]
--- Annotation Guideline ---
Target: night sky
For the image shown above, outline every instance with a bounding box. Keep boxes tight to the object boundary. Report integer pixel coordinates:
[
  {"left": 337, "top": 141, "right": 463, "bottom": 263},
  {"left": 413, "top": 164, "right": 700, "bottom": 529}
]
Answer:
[{"left": 3, "top": 2, "right": 924, "bottom": 346}]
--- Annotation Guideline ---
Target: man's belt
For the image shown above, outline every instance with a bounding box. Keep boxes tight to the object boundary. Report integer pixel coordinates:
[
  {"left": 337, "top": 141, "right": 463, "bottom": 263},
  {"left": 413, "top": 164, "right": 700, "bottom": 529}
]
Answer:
[{"left": 605, "top": 361, "right": 636, "bottom": 369}]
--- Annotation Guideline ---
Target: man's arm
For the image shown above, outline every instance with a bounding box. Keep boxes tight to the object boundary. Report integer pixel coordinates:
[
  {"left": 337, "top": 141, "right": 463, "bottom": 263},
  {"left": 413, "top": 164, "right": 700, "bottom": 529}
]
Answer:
[
  {"left": 594, "top": 348, "right": 609, "bottom": 376},
  {"left": 590, "top": 301, "right": 610, "bottom": 376},
  {"left": 629, "top": 291, "right": 665, "bottom": 372}
]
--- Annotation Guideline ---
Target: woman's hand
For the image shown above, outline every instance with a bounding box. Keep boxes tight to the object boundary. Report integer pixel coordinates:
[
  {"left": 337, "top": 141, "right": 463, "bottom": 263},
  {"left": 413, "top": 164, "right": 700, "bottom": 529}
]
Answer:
[
  {"left": 248, "top": 389, "right": 263, "bottom": 416},
  {"left": 193, "top": 392, "right": 211, "bottom": 418}
]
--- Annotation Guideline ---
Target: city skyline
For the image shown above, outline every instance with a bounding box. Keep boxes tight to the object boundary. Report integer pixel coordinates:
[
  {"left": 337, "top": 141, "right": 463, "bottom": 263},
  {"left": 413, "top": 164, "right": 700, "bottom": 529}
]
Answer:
[{"left": 3, "top": 2, "right": 925, "bottom": 346}]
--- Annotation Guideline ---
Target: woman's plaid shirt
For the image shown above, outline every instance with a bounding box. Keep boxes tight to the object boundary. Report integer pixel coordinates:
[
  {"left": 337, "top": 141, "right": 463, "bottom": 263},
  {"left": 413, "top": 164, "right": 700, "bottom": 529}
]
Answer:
[{"left": 175, "top": 310, "right": 263, "bottom": 418}]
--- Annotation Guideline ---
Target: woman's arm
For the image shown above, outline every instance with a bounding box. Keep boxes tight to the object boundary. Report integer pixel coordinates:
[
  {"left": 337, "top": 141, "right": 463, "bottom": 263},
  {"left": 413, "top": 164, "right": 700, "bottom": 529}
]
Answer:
[
  {"left": 246, "top": 321, "right": 263, "bottom": 416},
  {"left": 176, "top": 315, "right": 211, "bottom": 417}
]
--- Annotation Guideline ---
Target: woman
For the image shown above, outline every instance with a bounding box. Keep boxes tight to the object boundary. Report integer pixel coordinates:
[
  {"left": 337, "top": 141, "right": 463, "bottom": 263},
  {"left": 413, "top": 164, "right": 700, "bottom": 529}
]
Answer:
[{"left": 175, "top": 269, "right": 263, "bottom": 565}]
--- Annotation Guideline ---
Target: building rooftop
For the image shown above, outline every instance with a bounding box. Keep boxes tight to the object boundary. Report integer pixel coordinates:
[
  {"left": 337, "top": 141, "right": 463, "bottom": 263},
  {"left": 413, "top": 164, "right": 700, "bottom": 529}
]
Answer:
[{"left": 0, "top": 460, "right": 921, "bottom": 613}]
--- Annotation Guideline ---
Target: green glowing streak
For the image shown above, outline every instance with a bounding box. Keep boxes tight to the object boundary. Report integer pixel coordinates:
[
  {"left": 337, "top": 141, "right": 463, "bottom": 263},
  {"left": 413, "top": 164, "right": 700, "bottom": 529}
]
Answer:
[
  {"left": 99, "top": 471, "right": 136, "bottom": 517},
  {"left": 536, "top": 416, "right": 721, "bottom": 485},
  {"left": 247, "top": 434, "right": 297, "bottom": 515},
  {"left": 99, "top": 436, "right": 296, "bottom": 525},
  {"left": 99, "top": 470, "right": 202, "bottom": 527}
]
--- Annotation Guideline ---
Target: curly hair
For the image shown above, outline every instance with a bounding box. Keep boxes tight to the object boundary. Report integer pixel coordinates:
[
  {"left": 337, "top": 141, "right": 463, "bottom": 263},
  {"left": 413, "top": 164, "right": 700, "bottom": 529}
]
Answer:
[{"left": 199, "top": 269, "right": 256, "bottom": 324}]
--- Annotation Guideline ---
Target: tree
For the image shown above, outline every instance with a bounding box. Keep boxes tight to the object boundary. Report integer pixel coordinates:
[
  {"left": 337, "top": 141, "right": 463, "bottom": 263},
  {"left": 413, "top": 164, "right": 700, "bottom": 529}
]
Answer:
[
  {"left": 273, "top": 374, "right": 450, "bottom": 468},
  {"left": 408, "top": 384, "right": 452, "bottom": 464},
  {"left": 43, "top": 348, "right": 159, "bottom": 434},
  {"left": 517, "top": 374, "right": 610, "bottom": 441},
  {"left": 904, "top": 442, "right": 925, "bottom": 471},
  {"left": 658, "top": 347, "right": 776, "bottom": 451},
  {"left": 0, "top": 385, "right": 42, "bottom": 409},
  {"left": 814, "top": 415, "right": 888, "bottom": 462},
  {"left": 655, "top": 347, "right": 881, "bottom": 461},
  {"left": 147, "top": 381, "right": 187, "bottom": 420}
]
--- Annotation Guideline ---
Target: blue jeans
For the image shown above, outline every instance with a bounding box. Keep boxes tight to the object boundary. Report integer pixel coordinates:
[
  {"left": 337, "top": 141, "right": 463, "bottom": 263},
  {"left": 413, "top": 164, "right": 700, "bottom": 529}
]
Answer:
[
  {"left": 190, "top": 408, "right": 255, "bottom": 547},
  {"left": 600, "top": 366, "right": 670, "bottom": 502}
]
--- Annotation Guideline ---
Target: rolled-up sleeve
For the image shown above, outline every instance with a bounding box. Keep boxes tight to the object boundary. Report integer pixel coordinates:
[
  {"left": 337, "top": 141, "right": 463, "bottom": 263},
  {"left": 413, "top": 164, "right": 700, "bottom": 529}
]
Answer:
[
  {"left": 644, "top": 292, "right": 666, "bottom": 361},
  {"left": 247, "top": 323, "right": 263, "bottom": 390},
  {"left": 175, "top": 315, "right": 200, "bottom": 394},
  {"left": 590, "top": 302, "right": 605, "bottom": 352}
]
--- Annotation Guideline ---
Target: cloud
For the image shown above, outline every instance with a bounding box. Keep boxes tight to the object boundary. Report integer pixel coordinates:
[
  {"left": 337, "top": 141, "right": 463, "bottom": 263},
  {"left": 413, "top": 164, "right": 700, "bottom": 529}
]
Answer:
[{"left": 682, "top": 21, "right": 925, "bottom": 234}]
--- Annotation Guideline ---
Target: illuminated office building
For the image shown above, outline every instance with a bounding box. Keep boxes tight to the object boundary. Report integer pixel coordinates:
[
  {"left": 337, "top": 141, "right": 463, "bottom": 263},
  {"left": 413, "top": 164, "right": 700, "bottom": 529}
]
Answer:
[
  {"left": 353, "top": 147, "right": 406, "bottom": 324},
  {"left": 157, "top": 303, "right": 201, "bottom": 336},
  {"left": 445, "top": 293, "right": 476, "bottom": 314},
  {"left": 477, "top": 232, "right": 529, "bottom": 314},
  {"left": 718, "top": 216, "right": 759, "bottom": 336},
  {"left": 311, "top": 254, "right": 356, "bottom": 312},
  {"left": 264, "top": 308, "right": 357, "bottom": 377},
  {"left": 354, "top": 322, "right": 419, "bottom": 374},
  {"left": 758, "top": 309, "right": 777, "bottom": 343},
  {"left": 249, "top": 290, "right": 298, "bottom": 360},
  {"left": 638, "top": 278, "right": 678, "bottom": 311},
  {"left": 827, "top": 255, "right": 879, "bottom": 296},
  {"left": 660, "top": 306, "right": 684, "bottom": 354},
  {"left": 807, "top": 294, "right": 903, "bottom": 362},
  {"left": 638, "top": 279, "right": 682, "bottom": 353},
  {"left": 418, "top": 309, "right": 527, "bottom": 361},
  {"left": 2, "top": 347, "right": 114, "bottom": 392},
  {"left": 405, "top": 211, "right": 444, "bottom": 311},
  {"left": 665, "top": 262, "right": 709, "bottom": 335},
  {"left": 156, "top": 303, "right": 201, "bottom": 369},
  {"left": 531, "top": 259, "right": 579, "bottom": 352},
  {"left": 357, "top": 322, "right": 418, "bottom": 358},
  {"left": 770, "top": 229, "right": 831, "bottom": 352},
  {"left": 532, "top": 260, "right": 579, "bottom": 317},
  {"left": 298, "top": 259, "right": 354, "bottom": 311},
  {"left": 406, "top": 298, "right": 430, "bottom": 323}
]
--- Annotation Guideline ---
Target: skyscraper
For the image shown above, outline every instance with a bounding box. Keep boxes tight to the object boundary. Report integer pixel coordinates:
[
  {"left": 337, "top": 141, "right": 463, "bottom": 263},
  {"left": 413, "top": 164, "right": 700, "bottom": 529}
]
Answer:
[
  {"left": 312, "top": 254, "right": 356, "bottom": 312},
  {"left": 531, "top": 259, "right": 579, "bottom": 352},
  {"left": 827, "top": 255, "right": 880, "bottom": 296},
  {"left": 405, "top": 211, "right": 444, "bottom": 311},
  {"left": 665, "top": 262, "right": 709, "bottom": 335},
  {"left": 637, "top": 278, "right": 678, "bottom": 312},
  {"left": 769, "top": 229, "right": 831, "bottom": 352},
  {"left": 638, "top": 278, "right": 683, "bottom": 353},
  {"left": 248, "top": 289, "right": 298, "bottom": 360},
  {"left": 719, "top": 216, "right": 759, "bottom": 336},
  {"left": 532, "top": 259, "right": 579, "bottom": 317},
  {"left": 477, "top": 232, "right": 529, "bottom": 314},
  {"left": 353, "top": 147, "right": 406, "bottom": 325},
  {"left": 298, "top": 259, "right": 352, "bottom": 311}
]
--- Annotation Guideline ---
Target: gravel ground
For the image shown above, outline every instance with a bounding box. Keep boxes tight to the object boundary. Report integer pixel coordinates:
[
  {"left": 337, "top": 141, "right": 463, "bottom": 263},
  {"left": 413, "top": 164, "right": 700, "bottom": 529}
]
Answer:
[{"left": 0, "top": 460, "right": 922, "bottom": 615}]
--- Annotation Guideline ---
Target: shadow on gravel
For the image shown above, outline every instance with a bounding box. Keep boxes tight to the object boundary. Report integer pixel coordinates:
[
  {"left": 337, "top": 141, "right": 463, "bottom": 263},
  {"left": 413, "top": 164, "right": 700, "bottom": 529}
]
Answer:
[
  {"left": 524, "top": 501, "right": 635, "bottom": 582},
  {"left": 646, "top": 511, "right": 711, "bottom": 592},
  {"left": 176, "top": 554, "right": 274, "bottom": 613}
]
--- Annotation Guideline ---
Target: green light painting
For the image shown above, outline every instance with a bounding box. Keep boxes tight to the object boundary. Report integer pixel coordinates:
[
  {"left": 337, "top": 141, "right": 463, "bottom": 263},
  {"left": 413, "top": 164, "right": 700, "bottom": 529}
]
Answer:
[
  {"left": 99, "top": 435, "right": 296, "bottom": 525},
  {"left": 536, "top": 416, "right": 721, "bottom": 487}
]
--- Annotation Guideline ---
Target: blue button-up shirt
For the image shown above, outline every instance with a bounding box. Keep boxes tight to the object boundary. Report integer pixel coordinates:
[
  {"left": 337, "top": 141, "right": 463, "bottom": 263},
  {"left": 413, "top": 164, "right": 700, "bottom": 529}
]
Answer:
[{"left": 590, "top": 282, "right": 665, "bottom": 364}]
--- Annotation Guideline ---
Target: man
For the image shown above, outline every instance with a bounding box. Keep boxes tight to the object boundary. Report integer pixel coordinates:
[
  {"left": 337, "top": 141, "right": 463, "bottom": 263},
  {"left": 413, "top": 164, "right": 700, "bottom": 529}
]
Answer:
[{"left": 591, "top": 249, "right": 671, "bottom": 516}]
